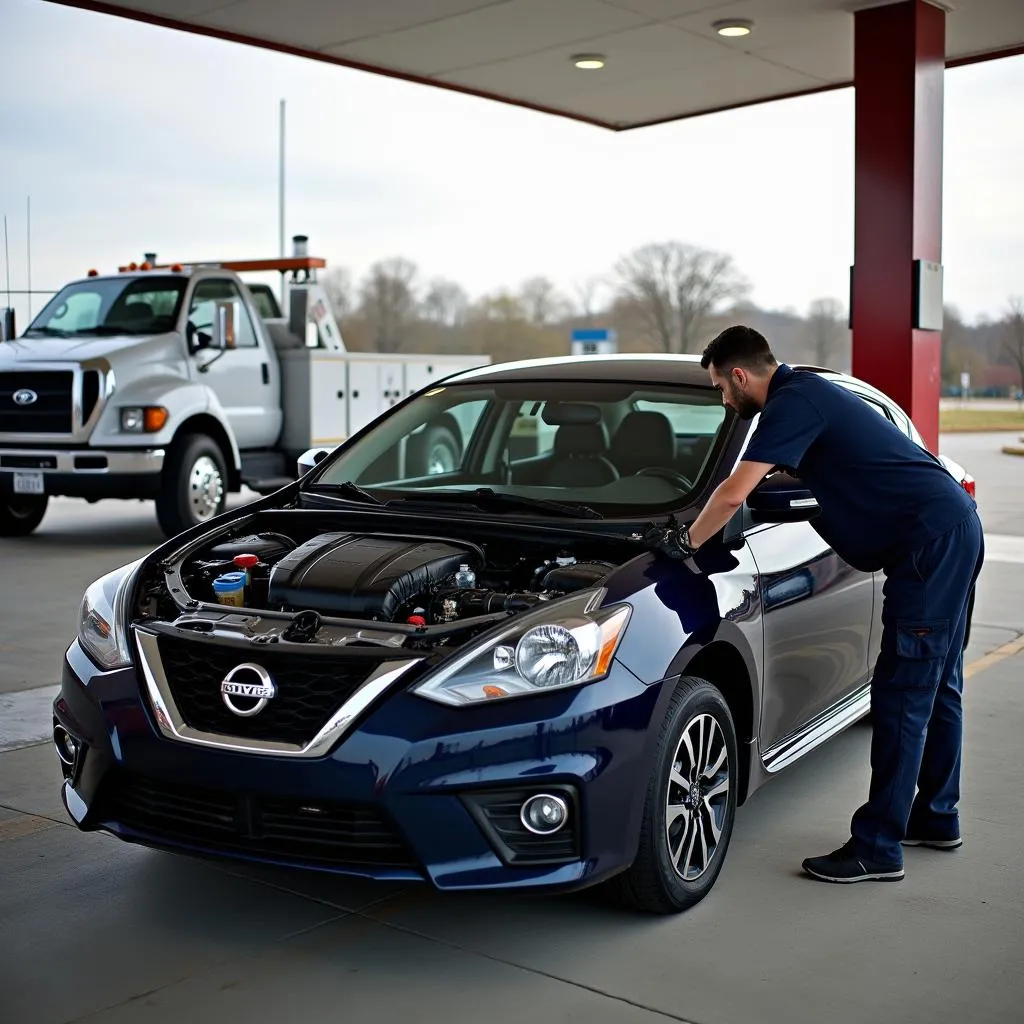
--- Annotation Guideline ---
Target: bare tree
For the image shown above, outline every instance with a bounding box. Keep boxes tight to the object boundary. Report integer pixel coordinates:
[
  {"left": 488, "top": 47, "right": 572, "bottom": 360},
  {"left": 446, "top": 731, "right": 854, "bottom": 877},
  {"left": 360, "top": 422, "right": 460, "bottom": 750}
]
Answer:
[
  {"left": 322, "top": 266, "right": 354, "bottom": 320},
  {"left": 1002, "top": 295, "right": 1024, "bottom": 389},
  {"left": 421, "top": 277, "right": 469, "bottom": 328},
  {"left": 806, "top": 298, "right": 847, "bottom": 367},
  {"left": 518, "top": 276, "right": 571, "bottom": 326},
  {"left": 613, "top": 242, "right": 750, "bottom": 353},
  {"left": 358, "top": 257, "right": 419, "bottom": 352},
  {"left": 572, "top": 276, "right": 607, "bottom": 325}
]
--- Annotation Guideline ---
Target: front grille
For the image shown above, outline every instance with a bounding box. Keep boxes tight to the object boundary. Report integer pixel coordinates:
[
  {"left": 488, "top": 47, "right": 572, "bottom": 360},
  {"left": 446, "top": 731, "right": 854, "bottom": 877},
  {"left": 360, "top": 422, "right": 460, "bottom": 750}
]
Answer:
[
  {"left": 155, "top": 633, "right": 379, "bottom": 745},
  {"left": 0, "top": 371, "right": 73, "bottom": 433},
  {"left": 97, "top": 771, "right": 417, "bottom": 869},
  {"left": 463, "top": 787, "right": 580, "bottom": 864}
]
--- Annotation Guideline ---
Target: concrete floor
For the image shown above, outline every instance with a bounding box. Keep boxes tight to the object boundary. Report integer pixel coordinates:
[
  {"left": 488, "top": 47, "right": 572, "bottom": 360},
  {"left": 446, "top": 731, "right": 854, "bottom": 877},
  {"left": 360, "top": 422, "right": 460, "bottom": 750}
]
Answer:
[{"left": 2, "top": 433, "right": 1023, "bottom": 1023}]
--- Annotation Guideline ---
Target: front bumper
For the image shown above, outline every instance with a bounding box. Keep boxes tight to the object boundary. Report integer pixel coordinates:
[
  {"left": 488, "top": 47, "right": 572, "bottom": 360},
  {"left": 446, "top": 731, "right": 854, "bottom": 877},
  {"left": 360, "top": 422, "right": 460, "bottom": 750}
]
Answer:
[
  {"left": 0, "top": 448, "right": 164, "bottom": 500},
  {"left": 54, "top": 637, "right": 667, "bottom": 893}
]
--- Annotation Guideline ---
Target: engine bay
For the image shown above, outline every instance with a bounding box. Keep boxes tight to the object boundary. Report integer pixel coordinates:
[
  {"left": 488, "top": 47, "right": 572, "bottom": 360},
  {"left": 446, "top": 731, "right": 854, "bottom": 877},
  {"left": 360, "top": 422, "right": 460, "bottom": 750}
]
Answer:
[{"left": 132, "top": 510, "right": 640, "bottom": 653}]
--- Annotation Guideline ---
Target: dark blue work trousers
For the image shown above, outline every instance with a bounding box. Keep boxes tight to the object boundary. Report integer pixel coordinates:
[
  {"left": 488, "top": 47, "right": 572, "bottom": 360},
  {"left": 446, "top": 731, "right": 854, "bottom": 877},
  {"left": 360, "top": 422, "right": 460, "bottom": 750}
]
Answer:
[{"left": 850, "top": 509, "right": 985, "bottom": 865}]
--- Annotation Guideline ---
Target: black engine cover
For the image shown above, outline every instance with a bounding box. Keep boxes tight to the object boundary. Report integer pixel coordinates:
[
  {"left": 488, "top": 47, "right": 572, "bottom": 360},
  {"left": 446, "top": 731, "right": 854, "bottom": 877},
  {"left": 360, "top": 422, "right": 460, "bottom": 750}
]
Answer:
[{"left": 267, "top": 532, "right": 478, "bottom": 620}]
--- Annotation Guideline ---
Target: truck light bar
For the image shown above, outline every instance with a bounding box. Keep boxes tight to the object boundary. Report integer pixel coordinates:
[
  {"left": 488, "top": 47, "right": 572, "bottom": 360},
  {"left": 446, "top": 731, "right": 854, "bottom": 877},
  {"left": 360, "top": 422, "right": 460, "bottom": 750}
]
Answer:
[{"left": 117, "top": 257, "right": 327, "bottom": 274}]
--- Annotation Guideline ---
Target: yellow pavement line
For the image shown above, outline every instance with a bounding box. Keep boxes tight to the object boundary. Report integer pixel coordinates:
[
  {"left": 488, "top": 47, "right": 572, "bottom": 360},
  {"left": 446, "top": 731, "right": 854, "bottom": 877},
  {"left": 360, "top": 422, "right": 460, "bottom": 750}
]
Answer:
[{"left": 965, "top": 635, "right": 1024, "bottom": 680}]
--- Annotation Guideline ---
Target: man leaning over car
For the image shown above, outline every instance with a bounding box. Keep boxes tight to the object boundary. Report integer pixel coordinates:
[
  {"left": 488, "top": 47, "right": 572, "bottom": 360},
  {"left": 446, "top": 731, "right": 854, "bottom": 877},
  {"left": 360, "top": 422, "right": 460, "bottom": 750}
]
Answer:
[{"left": 648, "top": 325, "right": 984, "bottom": 884}]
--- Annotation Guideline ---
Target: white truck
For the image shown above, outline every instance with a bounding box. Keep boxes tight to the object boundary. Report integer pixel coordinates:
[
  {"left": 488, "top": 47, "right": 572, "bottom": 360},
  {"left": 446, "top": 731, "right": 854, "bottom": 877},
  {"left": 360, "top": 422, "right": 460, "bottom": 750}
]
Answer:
[{"left": 0, "top": 239, "right": 487, "bottom": 537}]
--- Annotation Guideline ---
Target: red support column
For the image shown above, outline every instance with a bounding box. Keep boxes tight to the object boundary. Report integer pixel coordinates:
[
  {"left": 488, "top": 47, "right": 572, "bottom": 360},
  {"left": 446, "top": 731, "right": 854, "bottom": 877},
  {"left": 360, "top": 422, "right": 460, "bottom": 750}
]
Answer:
[{"left": 852, "top": 0, "right": 945, "bottom": 452}]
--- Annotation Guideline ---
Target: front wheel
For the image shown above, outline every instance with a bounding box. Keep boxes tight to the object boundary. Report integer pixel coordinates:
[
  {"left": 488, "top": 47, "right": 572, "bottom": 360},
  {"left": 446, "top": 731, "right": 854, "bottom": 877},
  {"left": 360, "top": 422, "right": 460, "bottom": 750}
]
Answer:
[
  {"left": 156, "top": 434, "right": 227, "bottom": 538},
  {"left": 0, "top": 494, "right": 49, "bottom": 536},
  {"left": 607, "top": 676, "right": 738, "bottom": 914}
]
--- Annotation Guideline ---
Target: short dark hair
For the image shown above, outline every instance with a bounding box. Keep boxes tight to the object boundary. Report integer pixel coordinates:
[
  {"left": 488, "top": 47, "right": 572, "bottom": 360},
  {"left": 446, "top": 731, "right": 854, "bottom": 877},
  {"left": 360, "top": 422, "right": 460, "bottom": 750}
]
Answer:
[{"left": 700, "top": 325, "right": 777, "bottom": 373}]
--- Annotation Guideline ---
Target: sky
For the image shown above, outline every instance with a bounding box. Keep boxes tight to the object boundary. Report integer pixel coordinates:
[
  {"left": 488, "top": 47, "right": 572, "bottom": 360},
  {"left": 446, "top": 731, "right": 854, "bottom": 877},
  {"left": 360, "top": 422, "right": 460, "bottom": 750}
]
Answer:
[{"left": 2, "top": 0, "right": 1023, "bottom": 330}]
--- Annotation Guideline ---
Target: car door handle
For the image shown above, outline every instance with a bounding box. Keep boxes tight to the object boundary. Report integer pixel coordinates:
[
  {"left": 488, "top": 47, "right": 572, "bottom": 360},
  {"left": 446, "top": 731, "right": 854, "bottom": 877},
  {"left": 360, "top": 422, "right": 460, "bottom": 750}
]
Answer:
[{"left": 261, "top": 362, "right": 270, "bottom": 385}]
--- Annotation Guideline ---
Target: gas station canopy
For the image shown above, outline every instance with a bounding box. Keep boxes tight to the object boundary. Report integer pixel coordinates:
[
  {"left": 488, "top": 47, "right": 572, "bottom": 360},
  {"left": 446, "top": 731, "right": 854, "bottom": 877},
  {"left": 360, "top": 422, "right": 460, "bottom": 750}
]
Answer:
[{"left": 54, "top": 0, "right": 1024, "bottom": 130}]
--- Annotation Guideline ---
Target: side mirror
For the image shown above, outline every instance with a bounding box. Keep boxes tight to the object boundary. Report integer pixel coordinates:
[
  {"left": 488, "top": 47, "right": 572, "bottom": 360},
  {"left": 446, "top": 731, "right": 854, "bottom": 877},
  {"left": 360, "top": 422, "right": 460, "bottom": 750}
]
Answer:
[
  {"left": 747, "top": 470, "right": 819, "bottom": 523},
  {"left": 1, "top": 307, "right": 15, "bottom": 342},
  {"left": 297, "top": 447, "right": 332, "bottom": 476},
  {"left": 210, "top": 301, "right": 239, "bottom": 351}
]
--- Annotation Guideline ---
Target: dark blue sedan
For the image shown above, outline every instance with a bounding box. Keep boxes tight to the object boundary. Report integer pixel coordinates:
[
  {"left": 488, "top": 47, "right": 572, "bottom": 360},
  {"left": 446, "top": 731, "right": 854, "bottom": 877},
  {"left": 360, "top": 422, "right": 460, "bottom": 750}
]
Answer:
[{"left": 53, "top": 355, "right": 975, "bottom": 913}]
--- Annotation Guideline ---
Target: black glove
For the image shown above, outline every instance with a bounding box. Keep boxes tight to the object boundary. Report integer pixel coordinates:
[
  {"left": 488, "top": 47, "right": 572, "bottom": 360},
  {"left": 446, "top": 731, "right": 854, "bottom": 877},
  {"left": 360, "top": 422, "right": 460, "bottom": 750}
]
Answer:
[{"left": 644, "top": 523, "right": 697, "bottom": 560}]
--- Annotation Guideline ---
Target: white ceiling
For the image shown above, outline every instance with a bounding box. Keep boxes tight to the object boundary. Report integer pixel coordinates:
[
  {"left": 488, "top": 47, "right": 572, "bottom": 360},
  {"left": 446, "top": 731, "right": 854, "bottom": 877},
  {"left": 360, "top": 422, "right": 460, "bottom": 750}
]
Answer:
[{"left": 52, "top": 0, "right": 1024, "bottom": 129}]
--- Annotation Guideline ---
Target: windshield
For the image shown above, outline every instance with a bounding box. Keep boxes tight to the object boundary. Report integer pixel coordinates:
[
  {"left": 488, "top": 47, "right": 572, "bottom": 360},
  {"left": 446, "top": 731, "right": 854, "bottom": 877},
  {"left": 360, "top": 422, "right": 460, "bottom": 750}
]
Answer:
[
  {"left": 310, "top": 379, "right": 731, "bottom": 517},
  {"left": 24, "top": 276, "right": 187, "bottom": 337}
]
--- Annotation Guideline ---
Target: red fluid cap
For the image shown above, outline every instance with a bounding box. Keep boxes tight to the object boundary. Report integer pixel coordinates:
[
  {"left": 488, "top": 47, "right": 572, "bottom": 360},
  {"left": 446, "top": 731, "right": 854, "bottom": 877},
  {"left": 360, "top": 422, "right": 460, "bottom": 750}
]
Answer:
[
  {"left": 406, "top": 614, "right": 427, "bottom": 627},
  {"left": 233, "top": 554, "right": 259, "bottom": 570}
]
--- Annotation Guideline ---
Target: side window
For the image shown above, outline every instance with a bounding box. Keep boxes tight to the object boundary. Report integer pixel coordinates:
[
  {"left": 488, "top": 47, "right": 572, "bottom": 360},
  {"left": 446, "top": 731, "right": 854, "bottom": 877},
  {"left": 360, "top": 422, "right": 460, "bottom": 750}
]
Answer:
[
  {"left": 510, "top": 401, "right": 560, "bottom": 461},
  {"left": 188, "top": 279, "right": 258, "bottom": 348}
]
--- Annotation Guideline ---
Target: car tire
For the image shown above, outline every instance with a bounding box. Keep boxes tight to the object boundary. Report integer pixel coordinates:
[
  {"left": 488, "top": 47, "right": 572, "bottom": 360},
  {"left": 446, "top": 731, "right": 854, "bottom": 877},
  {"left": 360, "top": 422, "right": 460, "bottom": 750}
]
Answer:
[
  {"left": 0, "top": 495, "right": 49, "bottom": 536},
  {"left": 418, "top": 424, "right": 461, "bottom": 476},
  {"left": 156, "top": 434, "right": 227, "bottom": 538},
  {"left": 608, "top": 676, "right": 739, "bottom": 914}
]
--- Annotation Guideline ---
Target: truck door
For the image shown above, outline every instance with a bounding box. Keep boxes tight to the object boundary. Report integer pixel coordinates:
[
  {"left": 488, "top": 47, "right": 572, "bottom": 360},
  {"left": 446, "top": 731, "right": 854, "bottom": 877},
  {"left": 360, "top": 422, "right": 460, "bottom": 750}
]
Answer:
[{"left": 187, "top": 278, "right": 282, "bottom": 449}]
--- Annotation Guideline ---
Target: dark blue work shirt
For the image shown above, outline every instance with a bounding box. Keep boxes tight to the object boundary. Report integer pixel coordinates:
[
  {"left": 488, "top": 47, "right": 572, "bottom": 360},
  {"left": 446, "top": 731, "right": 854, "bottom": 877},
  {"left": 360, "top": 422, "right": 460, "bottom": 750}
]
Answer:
[{"left": 742, "top": 364, "right": 976, "bottom": 571}]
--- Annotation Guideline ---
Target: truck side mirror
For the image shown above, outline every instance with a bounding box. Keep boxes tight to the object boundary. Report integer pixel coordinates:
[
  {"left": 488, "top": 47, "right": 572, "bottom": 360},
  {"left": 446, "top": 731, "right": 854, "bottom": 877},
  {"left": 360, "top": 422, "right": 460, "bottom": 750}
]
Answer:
[
  {"left": 747, "top": 470, "right": 819, "bottom": 523},
  {"left": 210, "top": 301, "right": 239, "bottom": 351},
  {"left": 297, "top": 447, "right": 332, "bottom": 476},
  {"left": 1, "top": 307, "right": 15, "bottom": 342}
]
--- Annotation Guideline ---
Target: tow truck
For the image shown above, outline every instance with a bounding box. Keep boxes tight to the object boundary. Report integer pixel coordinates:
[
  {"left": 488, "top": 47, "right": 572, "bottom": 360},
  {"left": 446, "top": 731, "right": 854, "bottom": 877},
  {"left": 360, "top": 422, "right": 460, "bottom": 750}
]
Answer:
[{"left": 0, "top": 238, "right": 487, "bottom": 537}]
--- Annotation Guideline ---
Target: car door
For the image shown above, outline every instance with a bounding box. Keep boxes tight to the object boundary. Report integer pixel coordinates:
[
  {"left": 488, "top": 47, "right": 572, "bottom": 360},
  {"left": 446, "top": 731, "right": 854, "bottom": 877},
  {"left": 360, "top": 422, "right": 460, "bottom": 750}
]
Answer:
[
  {"left": 187, "top": 277, "right": 281, "bottom": 450},
  {"left": 744, "top": 518, "right": 875, "bottom": 753}
]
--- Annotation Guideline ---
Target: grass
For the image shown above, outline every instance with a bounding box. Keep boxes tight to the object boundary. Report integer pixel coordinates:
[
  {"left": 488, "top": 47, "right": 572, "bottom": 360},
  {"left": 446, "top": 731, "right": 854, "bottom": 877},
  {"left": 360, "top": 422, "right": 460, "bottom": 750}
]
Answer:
[{"left": 939, "top": 408, "right": 1024, "bottom": 432}]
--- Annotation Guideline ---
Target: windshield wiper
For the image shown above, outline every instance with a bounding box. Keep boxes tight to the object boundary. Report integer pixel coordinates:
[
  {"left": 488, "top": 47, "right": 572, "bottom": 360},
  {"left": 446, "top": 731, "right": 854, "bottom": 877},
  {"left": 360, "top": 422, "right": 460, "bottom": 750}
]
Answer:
[
  {"left": 74, "top": 325, "right": 148, "bottom": 336},
  {"left": 311, "top": 480, "right": 386, "bottom": 505},
  {"left": 23, "top": 327, "right": 71, "bottom": 337},
  {"left": 395, "top": 487, "right": 603, "bottom": 520}
]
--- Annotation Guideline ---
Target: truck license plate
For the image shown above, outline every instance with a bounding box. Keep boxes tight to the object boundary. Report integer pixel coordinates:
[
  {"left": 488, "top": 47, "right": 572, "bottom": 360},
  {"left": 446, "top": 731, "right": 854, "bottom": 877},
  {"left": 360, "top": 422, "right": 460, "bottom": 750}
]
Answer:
[{"left": 13, "top": 471, "right": 44, "bottom": 495}]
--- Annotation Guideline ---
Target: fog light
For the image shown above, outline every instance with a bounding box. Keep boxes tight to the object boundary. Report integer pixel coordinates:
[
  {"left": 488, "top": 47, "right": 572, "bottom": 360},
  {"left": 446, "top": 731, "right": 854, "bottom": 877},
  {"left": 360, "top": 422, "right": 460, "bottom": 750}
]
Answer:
[
  {"left": 53, "top": 725, "right": 78, "bottom": 768},
  {"left": 520, "top": 793, "right": 568, "bottom": 835}
]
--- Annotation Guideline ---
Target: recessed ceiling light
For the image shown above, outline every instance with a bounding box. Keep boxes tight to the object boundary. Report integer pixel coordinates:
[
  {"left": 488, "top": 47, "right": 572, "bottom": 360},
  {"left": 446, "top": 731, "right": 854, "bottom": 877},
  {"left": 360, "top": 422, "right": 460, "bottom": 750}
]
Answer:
[
  {"left": 713, "top": 19, "right": 753, "bottom": 38},
  {"left": 572, "top": 54, "right": 606, "bottom": 69}
]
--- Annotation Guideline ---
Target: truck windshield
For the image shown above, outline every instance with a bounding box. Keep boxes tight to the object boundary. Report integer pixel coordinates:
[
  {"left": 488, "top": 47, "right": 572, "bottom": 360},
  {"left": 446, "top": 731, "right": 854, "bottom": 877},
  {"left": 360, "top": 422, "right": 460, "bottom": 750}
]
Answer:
[
  {"left": 24, "top": 277, "right": 187, "bottom": 337},
  {"left": 309, "top": 380, "right": 731, "bottom": 518}
]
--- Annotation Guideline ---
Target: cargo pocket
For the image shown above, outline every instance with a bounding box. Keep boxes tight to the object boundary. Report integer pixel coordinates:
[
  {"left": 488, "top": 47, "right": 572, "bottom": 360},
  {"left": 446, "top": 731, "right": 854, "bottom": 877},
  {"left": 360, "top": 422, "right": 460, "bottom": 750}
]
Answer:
[{"left": 892, "top": 620, "right": 949, "bottom": 690}]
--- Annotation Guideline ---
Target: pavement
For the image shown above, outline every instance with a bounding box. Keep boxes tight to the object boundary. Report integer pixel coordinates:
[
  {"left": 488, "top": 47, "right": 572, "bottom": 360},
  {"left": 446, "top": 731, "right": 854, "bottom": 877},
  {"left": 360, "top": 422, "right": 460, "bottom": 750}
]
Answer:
[{"left": 1, "top": 432, "right": 1022, "bottom": 1024}]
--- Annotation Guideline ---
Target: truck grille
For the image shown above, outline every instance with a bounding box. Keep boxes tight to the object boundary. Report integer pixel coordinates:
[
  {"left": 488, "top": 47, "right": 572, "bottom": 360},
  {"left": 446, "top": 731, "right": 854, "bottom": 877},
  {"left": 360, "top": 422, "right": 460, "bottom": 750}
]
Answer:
[
  {"left": 0, "top": 371, "right": 74, "bottom": 434},
  {"left": 96, "top": 770, "right": 418, "bottom": 870},
  {"left": 156, "top": 634, "right": 380, "bottom": 746}
]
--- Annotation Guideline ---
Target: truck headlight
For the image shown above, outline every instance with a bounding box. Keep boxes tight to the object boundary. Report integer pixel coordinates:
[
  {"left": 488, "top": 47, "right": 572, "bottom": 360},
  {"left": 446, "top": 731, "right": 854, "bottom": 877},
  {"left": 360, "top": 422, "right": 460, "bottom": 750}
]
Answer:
[
  {"left": 79, "top": 560, "right": 142, "bottom": 670},
  {"left": 412, "top": 589, "right": 630, "bottom": 706},
  {"left": 121, "top": 406, "right": 168, "bottom": 433}
]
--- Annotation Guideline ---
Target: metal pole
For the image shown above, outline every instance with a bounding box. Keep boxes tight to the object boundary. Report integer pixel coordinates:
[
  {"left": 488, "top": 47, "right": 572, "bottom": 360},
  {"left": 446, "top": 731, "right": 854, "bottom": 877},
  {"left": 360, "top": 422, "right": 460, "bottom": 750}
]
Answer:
[
  {"left": 3, "top": 216, "right": 10, "bottom": 307},
  {"left": 279, "top": 98, "right": 286, "bottom": 304},
  {"left": 27, "top": 196, "right": 32, "bottom": 319}
]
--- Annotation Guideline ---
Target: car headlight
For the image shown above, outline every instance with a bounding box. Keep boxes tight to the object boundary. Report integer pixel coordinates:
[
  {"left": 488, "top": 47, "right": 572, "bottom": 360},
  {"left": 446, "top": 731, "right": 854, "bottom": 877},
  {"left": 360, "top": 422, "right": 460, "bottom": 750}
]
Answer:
[
  {"left": 78, "top": 559, "right": 143, "bottom": 670},
  {"left": 412, "top": 589, "right": 631, "bottom": 706}
]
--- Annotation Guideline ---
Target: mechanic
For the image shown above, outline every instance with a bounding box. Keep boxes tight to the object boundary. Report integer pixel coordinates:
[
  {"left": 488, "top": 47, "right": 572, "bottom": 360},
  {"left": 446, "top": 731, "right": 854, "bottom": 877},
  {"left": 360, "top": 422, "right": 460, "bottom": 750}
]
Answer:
[{"left": 648, "top": 325, "right": 984, "bottom": 884}]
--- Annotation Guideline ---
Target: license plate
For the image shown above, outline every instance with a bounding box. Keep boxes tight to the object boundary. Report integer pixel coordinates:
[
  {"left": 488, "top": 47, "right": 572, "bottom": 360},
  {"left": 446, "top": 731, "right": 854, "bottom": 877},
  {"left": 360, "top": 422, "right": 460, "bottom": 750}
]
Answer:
[{"left": 13, "top": 471, "right": 44, "bottom": 495}]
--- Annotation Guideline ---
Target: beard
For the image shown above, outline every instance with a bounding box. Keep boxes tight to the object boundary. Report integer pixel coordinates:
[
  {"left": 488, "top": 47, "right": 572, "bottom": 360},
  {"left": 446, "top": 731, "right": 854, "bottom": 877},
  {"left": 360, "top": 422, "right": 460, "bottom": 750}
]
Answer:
[{"left": 729, "top": 384, "right": 761, "bottom": 421}]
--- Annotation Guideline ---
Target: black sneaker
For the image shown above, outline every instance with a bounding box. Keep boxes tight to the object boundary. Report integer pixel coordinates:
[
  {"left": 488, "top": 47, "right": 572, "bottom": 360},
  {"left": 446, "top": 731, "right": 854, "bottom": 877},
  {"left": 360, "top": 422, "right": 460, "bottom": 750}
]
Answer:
[
  {"left": 802, "top": 839, "right": 905, "bottom": 884},
  {"left": 902, "top": 834, "right": 963, "bottom": 850}
]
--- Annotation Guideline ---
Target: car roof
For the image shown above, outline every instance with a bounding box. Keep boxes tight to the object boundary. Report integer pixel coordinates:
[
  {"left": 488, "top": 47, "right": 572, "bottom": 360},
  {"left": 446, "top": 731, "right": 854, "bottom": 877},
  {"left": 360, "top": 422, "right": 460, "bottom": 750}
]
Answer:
[{"left": 445, "top": 353, "right": 710, "bottom": 387}]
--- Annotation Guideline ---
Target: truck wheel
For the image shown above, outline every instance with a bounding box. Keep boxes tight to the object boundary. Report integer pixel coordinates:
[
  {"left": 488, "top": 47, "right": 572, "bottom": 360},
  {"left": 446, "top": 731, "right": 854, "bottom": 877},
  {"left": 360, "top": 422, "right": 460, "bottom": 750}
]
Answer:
[
  {"left": 420, "top": 424, "right": 460, "bottom": 476},
  {"left": 156, "top": 434, "right": 227, "bottom": 538},
  {"left": 0, "top": 495, "right": 49, "bottom": 536},
  {"left": 605, "top": 676, "right": 738, "bottom": 914}
]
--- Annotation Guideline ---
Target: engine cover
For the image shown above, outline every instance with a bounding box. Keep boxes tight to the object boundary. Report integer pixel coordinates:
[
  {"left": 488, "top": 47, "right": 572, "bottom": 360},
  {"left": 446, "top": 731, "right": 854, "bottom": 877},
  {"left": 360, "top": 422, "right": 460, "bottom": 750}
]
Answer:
[{"left": 267, "top": 532, "right": 478, "bottom": 620}]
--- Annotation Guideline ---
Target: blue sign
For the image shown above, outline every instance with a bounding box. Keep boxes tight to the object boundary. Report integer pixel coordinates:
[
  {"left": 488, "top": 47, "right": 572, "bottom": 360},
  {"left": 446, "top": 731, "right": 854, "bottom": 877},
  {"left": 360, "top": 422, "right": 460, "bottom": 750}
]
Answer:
[{"left": 571, "top": 328, "right": 612, "bottom": 342}]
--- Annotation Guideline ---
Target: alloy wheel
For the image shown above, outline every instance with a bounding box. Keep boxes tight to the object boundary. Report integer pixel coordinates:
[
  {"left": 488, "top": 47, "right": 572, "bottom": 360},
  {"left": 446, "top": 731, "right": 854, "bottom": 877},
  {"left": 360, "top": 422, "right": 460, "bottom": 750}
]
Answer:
[{"left": 665, "top": 713, "right": 731, "bottom": 881}]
